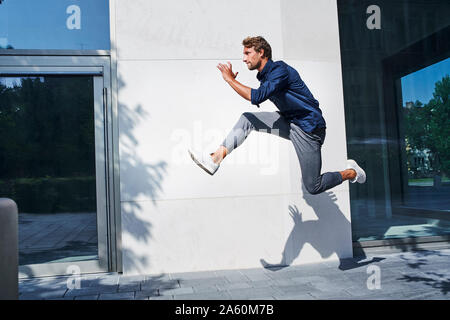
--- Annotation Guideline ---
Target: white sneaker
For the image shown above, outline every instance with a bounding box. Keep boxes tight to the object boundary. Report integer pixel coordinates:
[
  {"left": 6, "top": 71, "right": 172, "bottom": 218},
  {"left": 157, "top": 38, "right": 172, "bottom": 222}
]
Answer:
[
  {"left": 188, "top": 149, "right": 220, "bottom": 176},
  {"left": 346, "top": 159, "right": 366, "bottom": 184}
]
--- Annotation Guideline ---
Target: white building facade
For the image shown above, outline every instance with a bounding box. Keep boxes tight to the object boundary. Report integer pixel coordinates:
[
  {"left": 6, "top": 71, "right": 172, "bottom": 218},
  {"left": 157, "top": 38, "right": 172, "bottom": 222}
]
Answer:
[{"left": 113, "top": 0, "right": 352, "bottom": 275}]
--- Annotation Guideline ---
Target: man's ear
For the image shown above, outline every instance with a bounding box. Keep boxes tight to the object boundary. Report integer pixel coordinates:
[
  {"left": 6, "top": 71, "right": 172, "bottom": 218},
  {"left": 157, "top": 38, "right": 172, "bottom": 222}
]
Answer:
[{"left": 258, "top": 48, "right": 265, "bottom": 58}]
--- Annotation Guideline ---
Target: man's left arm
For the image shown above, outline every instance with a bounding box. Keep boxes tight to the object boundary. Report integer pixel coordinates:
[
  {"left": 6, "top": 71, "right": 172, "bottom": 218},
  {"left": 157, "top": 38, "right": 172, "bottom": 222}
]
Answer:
[{"left": 250, "top": 64, "right": 288, "bottom": 105}]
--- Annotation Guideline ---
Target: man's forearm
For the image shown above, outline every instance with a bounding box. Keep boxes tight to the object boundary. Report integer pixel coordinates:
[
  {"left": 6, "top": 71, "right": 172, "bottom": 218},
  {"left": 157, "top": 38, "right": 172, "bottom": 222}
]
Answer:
[{"left": 226, "top": 78, "right": 252, "bottom": 101}]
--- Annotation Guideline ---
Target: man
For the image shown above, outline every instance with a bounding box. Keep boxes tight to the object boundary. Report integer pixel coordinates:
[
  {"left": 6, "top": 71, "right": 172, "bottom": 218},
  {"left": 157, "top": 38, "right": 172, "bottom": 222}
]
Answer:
[{"left": 188, "top": 36, "right": 365, "bottom": 195}]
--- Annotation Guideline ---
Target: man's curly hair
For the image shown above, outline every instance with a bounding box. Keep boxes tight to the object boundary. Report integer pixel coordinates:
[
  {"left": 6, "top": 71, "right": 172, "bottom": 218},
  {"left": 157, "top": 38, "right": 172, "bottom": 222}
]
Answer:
[{"left": 242, "top": 36, "right": 272, "bottom": 60}]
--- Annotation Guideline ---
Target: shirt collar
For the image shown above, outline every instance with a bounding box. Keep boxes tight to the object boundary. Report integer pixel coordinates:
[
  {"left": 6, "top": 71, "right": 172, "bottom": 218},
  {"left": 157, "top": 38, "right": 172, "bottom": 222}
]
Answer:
[{"left": 256, "top": 59, "right": 273, "bottom": 81}]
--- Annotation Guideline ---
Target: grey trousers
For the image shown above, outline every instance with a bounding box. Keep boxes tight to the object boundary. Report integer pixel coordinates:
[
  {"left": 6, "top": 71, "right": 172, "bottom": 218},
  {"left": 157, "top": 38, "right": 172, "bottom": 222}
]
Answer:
[{"left": 221, "top": 111, "right": 343, "bottom": 195}]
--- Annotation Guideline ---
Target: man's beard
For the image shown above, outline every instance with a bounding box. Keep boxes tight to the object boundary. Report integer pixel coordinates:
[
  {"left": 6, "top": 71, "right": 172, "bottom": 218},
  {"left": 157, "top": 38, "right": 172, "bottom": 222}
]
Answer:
[{"left": 248, "top": 60, "right": 261, "bottom": 71}]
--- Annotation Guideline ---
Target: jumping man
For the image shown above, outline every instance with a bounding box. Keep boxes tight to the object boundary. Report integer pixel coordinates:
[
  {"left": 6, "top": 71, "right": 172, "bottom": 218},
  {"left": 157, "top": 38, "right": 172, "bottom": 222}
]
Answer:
[{"left": 188, "top": 36, "right": 366, "bottom": 195}]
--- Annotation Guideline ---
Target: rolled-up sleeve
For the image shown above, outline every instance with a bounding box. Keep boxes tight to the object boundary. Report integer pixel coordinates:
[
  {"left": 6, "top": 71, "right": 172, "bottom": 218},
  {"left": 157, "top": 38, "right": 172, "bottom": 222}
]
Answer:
[{"left": 251, "top": 64, "right": 289, "bottom": 105}]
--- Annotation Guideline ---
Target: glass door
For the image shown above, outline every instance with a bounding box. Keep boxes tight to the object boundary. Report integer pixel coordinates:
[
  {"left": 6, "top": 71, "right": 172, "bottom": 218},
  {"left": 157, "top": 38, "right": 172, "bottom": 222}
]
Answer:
[{"left": 0, "top": 56, "right": 112, "bottom": 277}]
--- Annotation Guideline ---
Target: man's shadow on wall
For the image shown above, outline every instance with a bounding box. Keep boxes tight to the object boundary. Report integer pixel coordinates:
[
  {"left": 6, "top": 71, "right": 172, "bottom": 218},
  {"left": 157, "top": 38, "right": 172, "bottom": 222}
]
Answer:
[{"left": 260, "top": 183, "right": 384, "bottom": 271}]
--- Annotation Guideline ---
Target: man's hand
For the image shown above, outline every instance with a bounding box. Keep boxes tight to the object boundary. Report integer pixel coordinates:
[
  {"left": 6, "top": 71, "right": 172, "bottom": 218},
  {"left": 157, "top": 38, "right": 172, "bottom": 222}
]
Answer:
[
  {"left": 217, "top": 61, "right": 252, "bottom": 102},
  {"left": 217, "top": 61, "right": 239, "bottom": 83}
]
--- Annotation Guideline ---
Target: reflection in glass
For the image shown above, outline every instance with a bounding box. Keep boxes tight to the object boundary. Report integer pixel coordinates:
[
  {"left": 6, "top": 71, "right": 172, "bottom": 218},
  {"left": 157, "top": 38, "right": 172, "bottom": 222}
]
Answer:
[
  {"left": 0, "top": 76, "right": 98, "bottom": 265},
  {"left": 337, "top": 0, "right": 450, "bottom": 243},
  {"left": 0, "top": 0, "right": 110, "bottom": 50},
  {"left": 401, "top": 58, "right": 450, "bottom": 211}
]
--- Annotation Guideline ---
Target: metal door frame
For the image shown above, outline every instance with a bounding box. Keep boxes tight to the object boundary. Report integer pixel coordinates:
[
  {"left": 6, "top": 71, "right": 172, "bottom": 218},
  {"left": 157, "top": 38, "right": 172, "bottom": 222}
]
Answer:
[{"left": 0, "top": 55, "right": 120, "bottom": 278}]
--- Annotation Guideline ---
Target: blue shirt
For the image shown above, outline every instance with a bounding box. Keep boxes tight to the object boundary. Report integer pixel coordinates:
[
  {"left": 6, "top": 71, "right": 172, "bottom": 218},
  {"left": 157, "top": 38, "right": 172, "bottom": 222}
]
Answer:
[{"left": 250, "top": 59, "right": 326, "bottom": 133}]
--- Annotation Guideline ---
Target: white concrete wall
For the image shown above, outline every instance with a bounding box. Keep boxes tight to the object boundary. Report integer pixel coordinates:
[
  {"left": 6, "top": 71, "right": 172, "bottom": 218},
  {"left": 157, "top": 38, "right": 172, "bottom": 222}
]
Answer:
[{"left": 112, "top": 0, "right": 353, "bottom": 275}]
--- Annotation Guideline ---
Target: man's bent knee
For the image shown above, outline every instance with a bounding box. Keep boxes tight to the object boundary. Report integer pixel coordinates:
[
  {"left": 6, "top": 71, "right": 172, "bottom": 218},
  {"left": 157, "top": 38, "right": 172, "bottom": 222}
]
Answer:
[
  {"left": 304, "top": 181, "right": 322, "bottom": 195},
  {"left": 241, "top": 112, "right": 254, "bottom": 122}
]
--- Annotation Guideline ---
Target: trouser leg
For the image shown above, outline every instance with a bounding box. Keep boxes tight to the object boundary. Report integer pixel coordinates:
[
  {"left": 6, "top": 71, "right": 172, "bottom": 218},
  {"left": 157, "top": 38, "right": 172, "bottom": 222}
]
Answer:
[
  {"left": 221, "top": 111, "right": 290, "bottom": 153},
  {"left": 220, "top": 112, "right": 343, "bottom": 195},
  {"left": 289, "top": 124, "right": 343, "bottom": 195}
]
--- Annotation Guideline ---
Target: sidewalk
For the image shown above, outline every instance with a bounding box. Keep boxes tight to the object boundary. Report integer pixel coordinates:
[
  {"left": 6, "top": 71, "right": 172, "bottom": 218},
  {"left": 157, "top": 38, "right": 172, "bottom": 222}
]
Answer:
[{"left": 18, "top": 248, "right": 450, "bottom": 300}]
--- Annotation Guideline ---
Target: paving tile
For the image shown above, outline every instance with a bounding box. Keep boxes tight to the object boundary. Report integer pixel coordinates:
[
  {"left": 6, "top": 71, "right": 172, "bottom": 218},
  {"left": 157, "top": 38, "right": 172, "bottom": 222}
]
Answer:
[
  {"left": 275, "top": 283, "right": 319, "bottom": 296},
  {"left": 227, "top": 287, "right": 280, "bottom": 300},
  {"left": 273, "top": 292, "right": 315, "bottom": 300},
  {"left": 46, "top": 296, "right": 76, "bottom": 300},
  {"left": 266, "top": 269, "right": 327, "bottom": 281},
  {"left": 192, "top": 284, "right": 220, "bottom": 293},
  {"left": 20, "top": 284, "right": 68, "bottom": 294},
  {"left": 169, "top": 270, "right": 218, "bottom": 281},
  {"left": 395, "top": 289, "right": 445, "bottom": 300},
  {"left": 74, "top": 294, "right": 99, "bottom": 300},
  {"left": 344, "top": 281, "right": 423, "bottom": 299},
  {"left": 214, "top": 269, "right": 246, "bottom": 276},
  {"left": 276, "top": 274, "right": 331, "bottom": 286},
  {"left": 242, "top": 273, "right": 272, "bottom": 282},
  {"left": 216, "top": 282, "right": 252, "bottom": 291},
  {"left": 118, "top": 275, "right": 146, "bottom": 285},
  {"left": 134, "top": 289, "right": 159, "bottom": 299},
  {"left": 141, "top": 279, "right": 179, "bottom": 291},
  {"left": 99, "top": 292, "right": 135, "bottom": 300},
  {"left": 19, "top": 295, "right": 45, "bottom": 300},
  {"left": 82, "top": 274, "right": 120, "bottom": 286},
  {"left": 248, "top": 279, "right": 278, "bottom": 288},
  {"left": 19, "top": 289, "right": 67, "bottom": 300},
  {"left": 220, "top": 273, "right": 249, "bottom": 283},
  {"left": 149, "top": 295, "right": 174, "bottom": 300},
  {"left": 64, "top": 286, "right": 118, "bottom": 297},
  {"left": 272, "top": 277, "right": 312, "bottom": 287},
  {"left": 159, "top": 286, "right": 195, "bottom": 296},
  {"left": 173, "top": 291, "right": 232, "bottom": 300},
  {"left": 308, "top": 278, "right": 357, "bottom": 292},
  {"left": 83, "top": 279, "right": 120, "bottom": 288},
  {"left": 308, "top": 289, "right": 354, "bottom": 299},
  {"left": 78, "top": 284, "right": 120, "bottom": 292},
  {"left": 19, "top": 280, "right": 67, "bottom": 291},
  {"left": 178, "top": 277, "right": 229, "bottom": 287},
  {"left": 118, "top": 283, "right": 141, "bottom": 292},
  {"left": 238, "top": 268, "right": 274, "bottom": 276}
]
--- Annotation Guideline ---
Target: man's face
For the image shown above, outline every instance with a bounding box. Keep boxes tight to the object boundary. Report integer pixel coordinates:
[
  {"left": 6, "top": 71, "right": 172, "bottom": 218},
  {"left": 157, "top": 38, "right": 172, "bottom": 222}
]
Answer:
[{"left": 243, "top": 46, "right": 264, "bottom": 71}]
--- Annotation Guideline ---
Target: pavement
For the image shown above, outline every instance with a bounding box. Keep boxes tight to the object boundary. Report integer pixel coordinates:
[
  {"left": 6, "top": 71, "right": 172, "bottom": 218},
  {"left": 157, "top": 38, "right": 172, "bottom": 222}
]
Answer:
[{"left": 18, "top": 248, "right": 450, "bottom": 300}]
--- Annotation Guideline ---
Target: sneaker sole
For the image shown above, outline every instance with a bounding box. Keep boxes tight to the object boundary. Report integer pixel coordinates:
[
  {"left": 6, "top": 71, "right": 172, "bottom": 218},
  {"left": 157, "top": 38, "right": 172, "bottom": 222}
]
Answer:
[
  {"left": 188, "top": 150, "right": 215, "bottom": 176},
  {"left": 349, "top": 159, "right": 366, "bottom": 184}
]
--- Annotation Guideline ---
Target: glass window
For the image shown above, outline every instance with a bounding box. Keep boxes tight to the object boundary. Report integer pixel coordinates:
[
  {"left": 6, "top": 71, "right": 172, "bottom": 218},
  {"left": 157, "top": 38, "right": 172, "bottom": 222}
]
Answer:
[
  {"left": 0, "top": 0, "right": 110, "bottom": 50},
  {"left": 401, "top": 58, "right": 450, "bottom": 208},
  {"left": 0, "top": 75, "right": 98, "bottom": 265},
  {"left": 337, "top": 0, "right": 450, "bottom": 242}
]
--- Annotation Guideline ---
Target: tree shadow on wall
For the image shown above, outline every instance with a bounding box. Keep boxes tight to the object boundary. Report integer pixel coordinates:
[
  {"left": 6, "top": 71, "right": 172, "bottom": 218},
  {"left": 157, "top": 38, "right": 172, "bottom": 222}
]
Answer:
[
  {"left": 116, "top": 73, "right": 168, "bottom": 274},
  {"left": 260, "top": 183, "right": 384, "bottom": 271}
]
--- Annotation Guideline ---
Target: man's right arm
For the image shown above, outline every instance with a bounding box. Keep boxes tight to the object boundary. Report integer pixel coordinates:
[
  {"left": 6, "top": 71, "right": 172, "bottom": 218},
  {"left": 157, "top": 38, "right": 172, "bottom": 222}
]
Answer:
[
  {"left": 217, "top": 62, "right": 252, "bottom": 102},
  {"left": 225, "top": 78, "right": 252, "bottom": 101}
]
